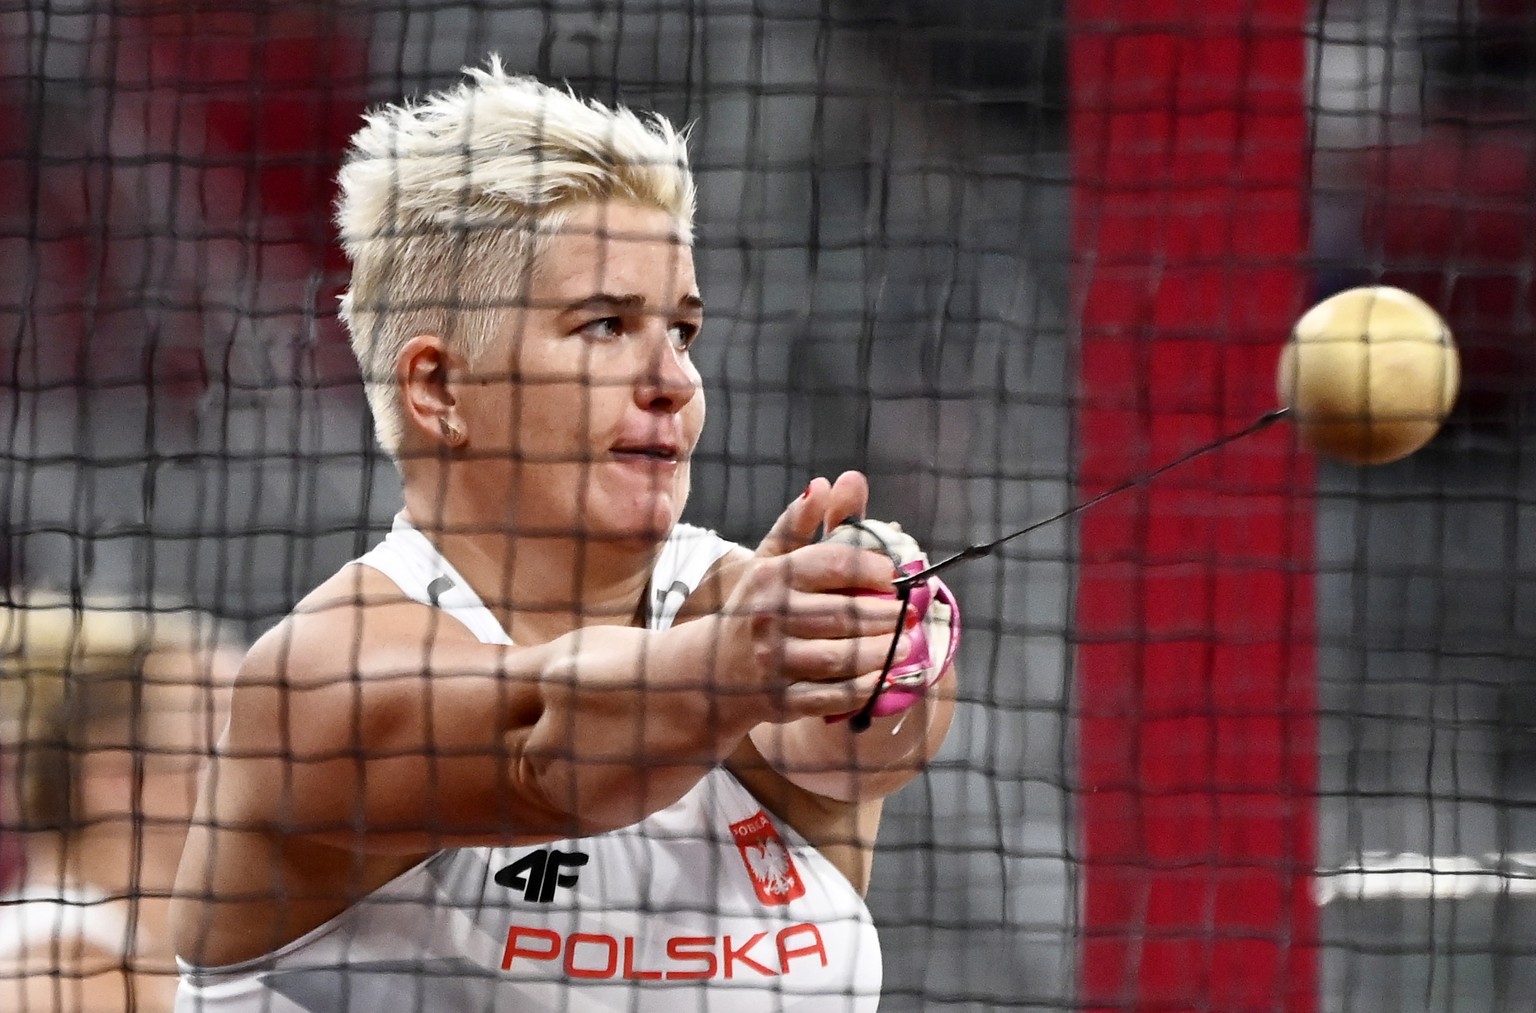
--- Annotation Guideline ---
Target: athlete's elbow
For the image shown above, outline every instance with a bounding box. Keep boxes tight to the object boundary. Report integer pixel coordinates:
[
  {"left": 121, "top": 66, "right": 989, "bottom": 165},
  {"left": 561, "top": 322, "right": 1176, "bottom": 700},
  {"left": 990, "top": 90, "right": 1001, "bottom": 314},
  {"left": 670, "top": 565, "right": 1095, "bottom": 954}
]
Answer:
[
  {"left": 521, "top": 714, "right": 722, "bottom": 836},
  {"left": 515, "top": 749, "right": 649, "bottom": 837}
]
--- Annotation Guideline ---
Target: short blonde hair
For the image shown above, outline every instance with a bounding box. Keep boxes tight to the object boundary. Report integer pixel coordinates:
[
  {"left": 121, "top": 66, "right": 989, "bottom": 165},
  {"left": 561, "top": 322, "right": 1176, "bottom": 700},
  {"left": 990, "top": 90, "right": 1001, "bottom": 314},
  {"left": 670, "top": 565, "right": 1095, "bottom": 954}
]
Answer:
[{"left": 335, "top": 58, "right": 697, "bottom": 457}]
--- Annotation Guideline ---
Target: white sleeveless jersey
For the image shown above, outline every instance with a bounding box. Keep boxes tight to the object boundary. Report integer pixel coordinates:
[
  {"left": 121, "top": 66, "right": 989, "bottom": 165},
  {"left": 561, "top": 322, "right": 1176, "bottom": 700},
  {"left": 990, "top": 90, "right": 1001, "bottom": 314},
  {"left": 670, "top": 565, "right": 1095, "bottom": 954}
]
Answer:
[{"left": 176, "top": 516, "right": 883, "bottom": 1013}]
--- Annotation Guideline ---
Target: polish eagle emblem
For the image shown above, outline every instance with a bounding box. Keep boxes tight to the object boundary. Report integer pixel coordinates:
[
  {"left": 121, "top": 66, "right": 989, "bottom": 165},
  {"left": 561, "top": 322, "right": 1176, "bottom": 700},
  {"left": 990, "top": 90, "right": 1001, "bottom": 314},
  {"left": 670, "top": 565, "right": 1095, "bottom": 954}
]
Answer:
[
  {"left": 744, "top": 839, "right": 797, "bottom": 897},
  {"left": 729, "top": 810, "right": 806, "bottom": 905}
]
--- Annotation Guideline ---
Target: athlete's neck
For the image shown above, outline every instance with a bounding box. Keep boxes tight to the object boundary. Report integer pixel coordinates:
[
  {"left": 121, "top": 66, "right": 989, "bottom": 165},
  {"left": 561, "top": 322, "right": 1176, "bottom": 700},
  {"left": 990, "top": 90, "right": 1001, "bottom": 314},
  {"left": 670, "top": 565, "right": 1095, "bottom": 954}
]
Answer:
[{"left": 399, "top": 497, "right": 661, "bottom": 644}]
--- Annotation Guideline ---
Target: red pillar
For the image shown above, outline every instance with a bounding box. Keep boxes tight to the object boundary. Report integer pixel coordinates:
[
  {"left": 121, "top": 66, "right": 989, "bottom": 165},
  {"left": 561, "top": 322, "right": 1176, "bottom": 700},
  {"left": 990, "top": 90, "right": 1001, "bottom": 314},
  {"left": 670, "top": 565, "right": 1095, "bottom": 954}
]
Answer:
[{"left": 1070, "top": 4, "right": 1318, "bottom": 1011}]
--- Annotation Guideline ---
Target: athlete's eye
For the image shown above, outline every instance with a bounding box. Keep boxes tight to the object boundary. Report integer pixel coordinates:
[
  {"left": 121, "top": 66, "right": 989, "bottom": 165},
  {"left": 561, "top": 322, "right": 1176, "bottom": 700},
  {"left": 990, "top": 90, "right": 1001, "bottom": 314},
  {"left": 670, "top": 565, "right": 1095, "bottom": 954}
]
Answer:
[
  {"left": 669, "top": 322, "right": 700, "bottom": 350},
  {"left": 580, "top": 317, "right": 623, "bottom": 340}
]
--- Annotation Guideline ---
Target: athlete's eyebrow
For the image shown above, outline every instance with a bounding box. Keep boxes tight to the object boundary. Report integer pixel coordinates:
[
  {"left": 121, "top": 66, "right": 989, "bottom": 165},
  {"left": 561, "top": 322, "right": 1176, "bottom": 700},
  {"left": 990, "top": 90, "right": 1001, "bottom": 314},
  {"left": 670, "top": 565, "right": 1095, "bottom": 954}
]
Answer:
[
  {"left": 561, "top": 293, "right": 705, "bottom": 314},
  {"left": 562, "top": 293, "right": 647, "bottom": 314}
]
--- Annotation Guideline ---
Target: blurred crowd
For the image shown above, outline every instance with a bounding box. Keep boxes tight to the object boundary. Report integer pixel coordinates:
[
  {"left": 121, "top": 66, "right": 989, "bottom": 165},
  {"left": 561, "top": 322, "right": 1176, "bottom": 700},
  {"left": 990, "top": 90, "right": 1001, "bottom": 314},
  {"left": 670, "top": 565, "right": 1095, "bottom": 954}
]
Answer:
[{"left": 0, "top": 600, "right": 241, "bottom": 1011}]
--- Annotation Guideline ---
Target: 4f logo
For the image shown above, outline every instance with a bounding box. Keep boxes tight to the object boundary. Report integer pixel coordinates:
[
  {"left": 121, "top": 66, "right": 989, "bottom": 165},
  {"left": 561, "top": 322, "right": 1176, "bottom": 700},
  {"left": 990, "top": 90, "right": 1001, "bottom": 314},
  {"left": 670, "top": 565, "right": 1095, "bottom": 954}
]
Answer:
[{"left": 495, "top": 849, "right": 589, "bottom": 903}]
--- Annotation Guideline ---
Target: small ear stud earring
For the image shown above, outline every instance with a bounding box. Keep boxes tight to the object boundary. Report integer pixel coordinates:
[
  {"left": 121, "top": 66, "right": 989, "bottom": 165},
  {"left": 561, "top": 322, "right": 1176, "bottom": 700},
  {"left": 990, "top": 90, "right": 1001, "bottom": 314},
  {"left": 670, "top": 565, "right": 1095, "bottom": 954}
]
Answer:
[{"left": 439, "top": 419, "right": 464, "bottom": 446}]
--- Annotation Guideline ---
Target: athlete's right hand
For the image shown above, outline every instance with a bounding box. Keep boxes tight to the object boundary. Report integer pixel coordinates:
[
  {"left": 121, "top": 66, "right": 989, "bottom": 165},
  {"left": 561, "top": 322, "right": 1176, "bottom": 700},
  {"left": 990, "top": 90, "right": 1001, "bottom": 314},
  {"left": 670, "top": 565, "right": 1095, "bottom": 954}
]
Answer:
[{"left": 719, "top": 476, "right": 908, "bottom": 721}]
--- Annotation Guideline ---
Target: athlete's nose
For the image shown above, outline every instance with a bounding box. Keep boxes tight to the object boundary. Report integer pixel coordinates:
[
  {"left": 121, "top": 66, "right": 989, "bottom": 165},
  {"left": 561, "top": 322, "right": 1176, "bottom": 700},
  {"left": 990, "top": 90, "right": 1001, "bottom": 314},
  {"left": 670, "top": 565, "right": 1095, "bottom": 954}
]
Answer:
[{"left": 636, "top": 336, "right": 698, "bottom": 415}]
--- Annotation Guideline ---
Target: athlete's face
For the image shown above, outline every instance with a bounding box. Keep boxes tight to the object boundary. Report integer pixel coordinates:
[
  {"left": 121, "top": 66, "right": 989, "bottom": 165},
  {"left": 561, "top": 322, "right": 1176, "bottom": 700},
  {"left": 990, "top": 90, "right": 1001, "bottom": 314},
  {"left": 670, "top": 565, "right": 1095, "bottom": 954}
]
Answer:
[{"left": 461, "top": 200, "right": 705, "bottom": 545}]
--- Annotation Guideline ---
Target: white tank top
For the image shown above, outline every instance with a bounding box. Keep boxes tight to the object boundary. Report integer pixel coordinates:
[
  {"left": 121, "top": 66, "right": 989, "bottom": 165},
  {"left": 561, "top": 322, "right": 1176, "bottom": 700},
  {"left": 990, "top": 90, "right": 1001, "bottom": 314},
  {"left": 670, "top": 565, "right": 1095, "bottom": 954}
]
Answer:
[{"left": 176, "top": 516, "right": 883, "bottom": 1012}]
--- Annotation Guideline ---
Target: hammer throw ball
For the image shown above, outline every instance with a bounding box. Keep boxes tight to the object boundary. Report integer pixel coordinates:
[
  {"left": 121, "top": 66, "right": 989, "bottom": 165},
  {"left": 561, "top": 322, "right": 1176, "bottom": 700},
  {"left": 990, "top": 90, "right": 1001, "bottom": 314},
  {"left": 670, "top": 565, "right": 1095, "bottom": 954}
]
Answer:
[{"left": 1277, "top": 285, "right": 1459, "bottom": 465}]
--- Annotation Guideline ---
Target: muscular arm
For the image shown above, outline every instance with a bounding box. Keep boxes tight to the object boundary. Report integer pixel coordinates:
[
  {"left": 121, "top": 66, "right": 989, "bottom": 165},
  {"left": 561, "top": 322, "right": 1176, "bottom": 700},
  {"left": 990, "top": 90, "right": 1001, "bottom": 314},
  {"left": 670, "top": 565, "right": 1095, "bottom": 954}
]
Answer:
[
  {"left": 213, "top": 588, "right": 734, "bottom": 853},
  {"left": 203, "top": 546, "right": 901, "bottom": 854},
  {"left": 175, "top": 494, "right": 906, "bottom": 963}
]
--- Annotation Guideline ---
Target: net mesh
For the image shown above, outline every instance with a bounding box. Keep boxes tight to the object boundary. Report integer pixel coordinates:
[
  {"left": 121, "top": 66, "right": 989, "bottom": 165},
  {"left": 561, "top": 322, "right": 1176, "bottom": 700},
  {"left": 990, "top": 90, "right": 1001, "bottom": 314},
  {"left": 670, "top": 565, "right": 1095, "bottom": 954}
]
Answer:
[{"left": 0, "top": 1, "right": 1530, "bottom": 1011}]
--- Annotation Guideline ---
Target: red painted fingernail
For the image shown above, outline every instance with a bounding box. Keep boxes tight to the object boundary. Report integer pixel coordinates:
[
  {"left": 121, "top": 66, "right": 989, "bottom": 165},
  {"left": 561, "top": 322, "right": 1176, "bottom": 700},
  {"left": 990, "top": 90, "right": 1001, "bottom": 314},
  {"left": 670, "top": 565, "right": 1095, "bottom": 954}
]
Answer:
[{"left": 904, "top": 609, "right": 921, "bottom": 629}]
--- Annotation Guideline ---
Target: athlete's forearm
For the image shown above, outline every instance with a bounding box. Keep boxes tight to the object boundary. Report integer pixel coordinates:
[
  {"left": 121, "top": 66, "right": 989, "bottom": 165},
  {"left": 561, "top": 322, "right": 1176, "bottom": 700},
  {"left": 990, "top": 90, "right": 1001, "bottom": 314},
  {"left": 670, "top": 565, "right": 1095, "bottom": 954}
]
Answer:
[
  {"left": 220, "top": 544, "right": 891, "bottom": 849},
  {"left": 217, "top": 600, "right": 761, "bottom": 849},
  {"left": 523, "top": 615, "right": 764, "bottom": 834}
]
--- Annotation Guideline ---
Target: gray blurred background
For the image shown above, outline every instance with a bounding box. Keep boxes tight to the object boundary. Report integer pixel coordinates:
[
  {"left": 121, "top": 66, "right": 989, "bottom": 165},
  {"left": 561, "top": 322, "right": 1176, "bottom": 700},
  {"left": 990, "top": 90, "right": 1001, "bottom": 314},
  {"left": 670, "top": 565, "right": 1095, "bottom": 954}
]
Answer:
[
  {"left": 1313, "top": 2, "right": 1536, "bottom": 1010},
  {"left": 2, "top": 0, "right": 1534, "bottom": 1010}
]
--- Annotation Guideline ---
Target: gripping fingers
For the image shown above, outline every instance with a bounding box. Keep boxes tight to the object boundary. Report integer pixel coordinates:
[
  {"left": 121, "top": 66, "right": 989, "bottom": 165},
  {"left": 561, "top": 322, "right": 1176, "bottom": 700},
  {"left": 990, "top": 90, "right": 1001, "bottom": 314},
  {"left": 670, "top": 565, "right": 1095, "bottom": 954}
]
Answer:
[
  {"left": 780, "top": 670, "right": 888, "bottom": 719},
  {"left": 781, "top": 590, "right": 903, "bottom": 640},
  {"left": 773, "top": 632, "right": 908, "bottom": 683},
  {"left": 784, "top": 542, "right": 898, "bottom": 595}
]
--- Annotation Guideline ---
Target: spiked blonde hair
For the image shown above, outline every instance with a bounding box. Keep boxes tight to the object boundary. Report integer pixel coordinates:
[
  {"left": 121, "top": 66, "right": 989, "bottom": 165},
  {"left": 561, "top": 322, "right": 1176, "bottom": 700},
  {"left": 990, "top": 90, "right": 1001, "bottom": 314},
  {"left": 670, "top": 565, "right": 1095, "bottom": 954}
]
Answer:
[{"left": 335, "top": 58, "right": 697, "bottom": 457}]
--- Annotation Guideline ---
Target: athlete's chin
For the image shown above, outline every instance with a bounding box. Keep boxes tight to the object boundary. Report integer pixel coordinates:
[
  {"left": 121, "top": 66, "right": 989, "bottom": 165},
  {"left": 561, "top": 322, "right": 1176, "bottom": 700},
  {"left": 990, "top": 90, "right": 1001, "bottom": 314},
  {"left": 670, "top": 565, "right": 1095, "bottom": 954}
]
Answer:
[{"left": 585, "top": 488, "right": 687, "bottom": 548}]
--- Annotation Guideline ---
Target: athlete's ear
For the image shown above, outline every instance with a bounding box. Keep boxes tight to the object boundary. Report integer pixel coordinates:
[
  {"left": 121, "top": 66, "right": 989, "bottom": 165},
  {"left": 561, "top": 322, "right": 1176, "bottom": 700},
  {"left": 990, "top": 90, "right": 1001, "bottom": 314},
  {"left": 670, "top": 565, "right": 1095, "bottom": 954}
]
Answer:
[{"left": 398, "top": 335, "right": 467, "bottom": 450}]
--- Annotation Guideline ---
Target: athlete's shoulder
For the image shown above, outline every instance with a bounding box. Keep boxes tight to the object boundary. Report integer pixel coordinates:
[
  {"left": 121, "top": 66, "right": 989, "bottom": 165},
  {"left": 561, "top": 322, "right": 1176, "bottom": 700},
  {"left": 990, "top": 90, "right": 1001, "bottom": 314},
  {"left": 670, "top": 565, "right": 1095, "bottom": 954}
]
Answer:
[
  {"left": 295, "top": 560, "right": 418, "bottom": 632},
  {"left": 233, "top": 558, "right": 436, "bottom": 698},
  {"left": 288, "top": 514, "right": 437, "bottom": 624}
]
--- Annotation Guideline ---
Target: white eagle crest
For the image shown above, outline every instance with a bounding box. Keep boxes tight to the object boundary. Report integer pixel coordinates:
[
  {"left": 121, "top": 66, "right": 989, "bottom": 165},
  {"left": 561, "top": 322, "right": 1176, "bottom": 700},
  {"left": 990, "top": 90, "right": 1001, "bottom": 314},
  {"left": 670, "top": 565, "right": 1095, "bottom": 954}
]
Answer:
[{"left": 744, "top": 839, "right": 797, "bottom": 897}]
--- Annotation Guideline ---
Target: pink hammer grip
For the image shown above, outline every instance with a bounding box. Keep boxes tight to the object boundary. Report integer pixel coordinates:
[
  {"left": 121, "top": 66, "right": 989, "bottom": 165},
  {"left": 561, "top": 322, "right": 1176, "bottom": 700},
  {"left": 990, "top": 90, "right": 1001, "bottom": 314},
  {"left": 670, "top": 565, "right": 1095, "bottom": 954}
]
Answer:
[{"left": 826, "top": 559, "right": 960, "bottom": 723}]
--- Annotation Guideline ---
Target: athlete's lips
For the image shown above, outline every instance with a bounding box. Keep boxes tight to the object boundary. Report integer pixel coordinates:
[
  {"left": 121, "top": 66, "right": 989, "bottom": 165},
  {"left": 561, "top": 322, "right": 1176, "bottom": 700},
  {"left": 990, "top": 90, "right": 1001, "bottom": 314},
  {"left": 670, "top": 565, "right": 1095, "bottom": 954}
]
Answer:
[{"left": 609, "top": 440, "right": 683, "bottom": 464}]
